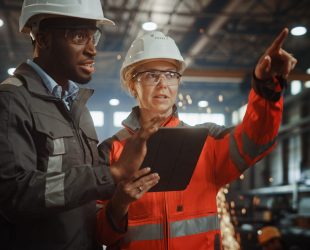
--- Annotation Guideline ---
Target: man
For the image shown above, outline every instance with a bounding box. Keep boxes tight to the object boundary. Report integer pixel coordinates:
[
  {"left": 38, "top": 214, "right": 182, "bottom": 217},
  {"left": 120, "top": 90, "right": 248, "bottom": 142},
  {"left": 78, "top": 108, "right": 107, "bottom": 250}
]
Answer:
[
  {"left": 258, "top": 226, "right": 302, "bottom": 250},
  {"left": 258, "top": 226, "right": 284, "bottom": 250},
  {"left": 0, "top": 1, "right": 161, "bottom": 250}
]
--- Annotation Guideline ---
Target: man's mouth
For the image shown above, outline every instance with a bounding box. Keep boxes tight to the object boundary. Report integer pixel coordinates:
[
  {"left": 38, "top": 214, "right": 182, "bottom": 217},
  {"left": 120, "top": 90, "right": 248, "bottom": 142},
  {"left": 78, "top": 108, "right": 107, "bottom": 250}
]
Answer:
[{"left": 80, "top": 62, "right": 95, "bottom": 74}]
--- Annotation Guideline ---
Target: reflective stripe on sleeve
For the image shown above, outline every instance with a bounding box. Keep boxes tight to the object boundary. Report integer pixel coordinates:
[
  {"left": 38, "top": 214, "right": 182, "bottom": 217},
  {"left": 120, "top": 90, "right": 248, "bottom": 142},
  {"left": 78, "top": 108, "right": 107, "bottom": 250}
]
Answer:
[
  {"left": 229, "top": 132, "right": 249, "bottom": 173},
  {"left": 45, "top": 138, "right": 65, "bottom": 207},
  {"left": 45, "top": 173, "right": 65, "bottom": 207},
  {"left": 170, "top": 214, "right": 220, "bottom": 238},
  {"left": 53, "top": 138, "right": 66, "bottom": 155},
  {"left": 47, "top": 138, "right": 65, "bottom": 173},
  {"left": 230, "top": 130, "right": 277, "bottom": 173},
  {"left": 242, "top": 132, "right": 276, "bottom": 159},
  {"left": 47, "top": 155, "right": 63, "bottom": 173},
  {"left": 124, "top": 223, "right": 163, "bottom": 243}
]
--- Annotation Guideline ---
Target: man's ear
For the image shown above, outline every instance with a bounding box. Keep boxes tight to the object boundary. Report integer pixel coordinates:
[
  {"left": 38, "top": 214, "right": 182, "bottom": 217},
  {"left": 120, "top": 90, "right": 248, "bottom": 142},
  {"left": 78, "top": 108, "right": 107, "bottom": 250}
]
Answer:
[{"left": 35, "top": 31, "right": 51, "bottom": 49}]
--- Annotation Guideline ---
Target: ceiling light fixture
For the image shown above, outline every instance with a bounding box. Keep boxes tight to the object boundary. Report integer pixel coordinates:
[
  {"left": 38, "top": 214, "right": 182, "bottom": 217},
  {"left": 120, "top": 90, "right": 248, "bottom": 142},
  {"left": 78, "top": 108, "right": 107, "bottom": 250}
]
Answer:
[
  {"left": 290, "top": 26, "right": 307, "bottom": 36},
  {"left": 109, "top": 98, "right": 120, "bottom": 106},
  {"left": 290, "top": 80, "right": 302, "bottom": 95},
  {"left": 0, "top": 19, "right": 4, "bottom": 27},
  {"left": 7, "top": 68, "right": 16, "bottom": 75},
  {"left": 142, "top": 21, "right": 157, "bottom": 31},
  {"left": 218, "top": 95, "right": 223, "bottom": 102},
  {"left": 198, "top": 100, "right": 208, "bottom": 108}
]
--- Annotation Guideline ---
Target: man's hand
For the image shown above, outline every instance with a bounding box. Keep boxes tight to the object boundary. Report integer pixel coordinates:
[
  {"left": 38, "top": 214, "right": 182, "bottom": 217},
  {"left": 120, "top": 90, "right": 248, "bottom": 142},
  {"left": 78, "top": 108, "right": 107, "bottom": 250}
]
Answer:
[
  {"left": 254, "top": 28, "right": 297, "bottom": 81},
  {"left": 112, "top": 167, "right": 160, "bottom": 205},
  {"left": 110, "top": 115, "right": 164, "bottom": 183},
  {"left": 107, "top": 167, "right": 160, "bottom": 224}
]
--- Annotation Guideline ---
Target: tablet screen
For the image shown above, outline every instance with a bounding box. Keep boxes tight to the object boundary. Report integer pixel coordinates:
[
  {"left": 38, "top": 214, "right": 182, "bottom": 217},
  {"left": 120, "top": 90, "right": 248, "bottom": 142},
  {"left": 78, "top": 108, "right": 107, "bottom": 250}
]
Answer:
[{"left": 141, "top": 127, "right": 208, "bottom": 192}]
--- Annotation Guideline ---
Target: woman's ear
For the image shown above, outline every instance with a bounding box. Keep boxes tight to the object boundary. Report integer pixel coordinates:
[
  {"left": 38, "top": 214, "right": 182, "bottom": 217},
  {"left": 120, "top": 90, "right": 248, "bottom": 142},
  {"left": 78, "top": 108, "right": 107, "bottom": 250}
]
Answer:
[
  {"left": 130, "top": 88, "right": 137, "bottom": 98},
  {"left": 129, "top": 81, "right": 137, "bottom": 98}
]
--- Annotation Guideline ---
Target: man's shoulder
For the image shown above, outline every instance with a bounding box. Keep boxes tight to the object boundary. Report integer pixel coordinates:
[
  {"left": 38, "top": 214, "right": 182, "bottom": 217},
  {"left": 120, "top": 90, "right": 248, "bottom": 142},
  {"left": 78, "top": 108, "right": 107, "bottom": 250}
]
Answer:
[
  {"left": 0, "top": 76, "right": 26, "bottom": 94},
  {"left": 0, "top": 62, "right": 32, "bottom": 91},
  {"left": 1, "top": 76, "right": 24, "bottom": 86}
]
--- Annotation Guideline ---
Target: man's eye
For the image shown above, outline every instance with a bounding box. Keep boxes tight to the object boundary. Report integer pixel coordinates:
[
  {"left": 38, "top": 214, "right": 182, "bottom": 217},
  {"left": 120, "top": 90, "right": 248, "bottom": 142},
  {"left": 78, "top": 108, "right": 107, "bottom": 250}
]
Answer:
[{"left": 72, "top": 31, "right": 87, "bottom": 42}]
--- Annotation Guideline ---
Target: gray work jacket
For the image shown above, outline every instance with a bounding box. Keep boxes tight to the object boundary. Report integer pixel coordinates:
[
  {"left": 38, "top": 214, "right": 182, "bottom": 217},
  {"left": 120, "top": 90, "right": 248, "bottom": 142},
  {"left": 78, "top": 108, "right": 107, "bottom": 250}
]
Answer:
[{"left": 0, "top": 63, "right": 114, "bottom": 250}]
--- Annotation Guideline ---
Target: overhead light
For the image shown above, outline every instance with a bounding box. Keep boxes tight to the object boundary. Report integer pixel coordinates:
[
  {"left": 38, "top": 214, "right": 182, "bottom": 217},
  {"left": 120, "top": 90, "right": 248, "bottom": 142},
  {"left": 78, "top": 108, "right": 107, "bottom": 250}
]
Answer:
[
  {"left": 109, "top": 98, "right": 120, "bottom": 106},
  {"left": 198, "top": 100, "right": 208, "bottom": 108},
  {"left": 90, "top": 111, "right": 104, "bottom": 127},
  {"left": 305, "top": 81, "right": 310, "bottom": 88},
  {"left": 8, "top": 68, "right": 16, "bottom": 75},
  {"left": 186, "top": 94, "right": 192, "bottom": 104},
  {"left": 290, "top": 26, "right": 307, "bottom": 36},
  {"left": 0, "top": 19, "right": 4, "bottom": 27},
  {"left": 142, "top": 21, "right": 157, "bottom": 31},
  {"left": 290, "top": 80, "right": 302, "bottom": 95},
  {"left": 218, "top": 95, "right": 223, "bottom": 102},
  {"left": 306, "top": 68, "right": 310, "bottom": 74}
]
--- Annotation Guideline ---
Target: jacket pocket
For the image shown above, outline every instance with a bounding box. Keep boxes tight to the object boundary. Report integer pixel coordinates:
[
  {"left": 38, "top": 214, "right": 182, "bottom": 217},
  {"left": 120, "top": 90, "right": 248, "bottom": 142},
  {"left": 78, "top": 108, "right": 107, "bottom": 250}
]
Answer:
[{"left": 33, "top": 111, "right": 74, "bottom": 172}]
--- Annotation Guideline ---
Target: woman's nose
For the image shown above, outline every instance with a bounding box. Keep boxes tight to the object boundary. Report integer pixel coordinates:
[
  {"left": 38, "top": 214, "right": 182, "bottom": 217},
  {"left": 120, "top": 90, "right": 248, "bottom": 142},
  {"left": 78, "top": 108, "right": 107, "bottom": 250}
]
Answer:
[{"left": 155, "top": 74, "right": 167, "bottom": 87}]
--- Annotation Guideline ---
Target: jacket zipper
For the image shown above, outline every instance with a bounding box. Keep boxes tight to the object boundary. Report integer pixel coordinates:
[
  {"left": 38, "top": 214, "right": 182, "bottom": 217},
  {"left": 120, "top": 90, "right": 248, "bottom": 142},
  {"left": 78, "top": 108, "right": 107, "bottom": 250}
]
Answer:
[
  {"left": 71, "top": 117, "right": 86, "bottom": 163},
  {"left": 164, "top": 192, "right": 169, "bottom": 250},
  {"left": 61, "top": 100, "right": 87, "bottom": 163}
]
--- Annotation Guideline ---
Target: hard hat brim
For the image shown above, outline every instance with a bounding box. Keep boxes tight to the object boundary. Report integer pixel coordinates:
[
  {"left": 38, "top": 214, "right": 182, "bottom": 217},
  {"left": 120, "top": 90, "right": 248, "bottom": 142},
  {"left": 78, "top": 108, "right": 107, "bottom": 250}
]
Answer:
[
  {"left": 20, "top": 12, "right": 115, "bottom": 33},
  {"left": 97, "top": 17, "right": 115, "bottom": 26}
]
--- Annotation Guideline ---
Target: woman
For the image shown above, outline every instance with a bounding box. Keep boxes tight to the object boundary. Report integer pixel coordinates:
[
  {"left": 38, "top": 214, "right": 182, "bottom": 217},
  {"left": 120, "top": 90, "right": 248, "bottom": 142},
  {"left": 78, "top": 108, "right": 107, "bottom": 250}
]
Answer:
[{"left": 97, "top": 30, "right": 296, "bottom": 249}]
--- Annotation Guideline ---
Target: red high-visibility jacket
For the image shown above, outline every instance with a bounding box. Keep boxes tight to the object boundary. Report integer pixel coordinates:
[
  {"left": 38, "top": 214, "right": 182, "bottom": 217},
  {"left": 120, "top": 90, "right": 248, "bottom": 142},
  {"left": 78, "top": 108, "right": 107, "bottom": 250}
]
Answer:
[{"left": 97, "top": 88, "right": 283, "bottom": 250}]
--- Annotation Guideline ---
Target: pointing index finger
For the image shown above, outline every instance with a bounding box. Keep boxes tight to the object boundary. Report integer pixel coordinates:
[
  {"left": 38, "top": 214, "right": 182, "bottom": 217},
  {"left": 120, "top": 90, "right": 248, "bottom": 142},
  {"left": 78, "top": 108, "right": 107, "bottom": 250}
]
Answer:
[{"left": 267, "top": 28, "right": 289, "bottom": 54}]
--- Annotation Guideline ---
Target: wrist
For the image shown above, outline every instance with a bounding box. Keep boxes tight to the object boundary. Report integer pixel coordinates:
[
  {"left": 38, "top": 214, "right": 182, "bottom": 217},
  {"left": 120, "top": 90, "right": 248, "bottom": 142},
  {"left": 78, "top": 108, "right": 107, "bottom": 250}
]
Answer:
[
  {"left": 109, "top": 164, "right": 122, "bottom": 183},
  {"left": 106, "top": 201, "right": 128, "bottom": 233},
  {"left": 251, "top": 70, "right": 286, "bottom": 102},
  {"left": 109, "top": 198, "right": 130, "bottom": 214}
]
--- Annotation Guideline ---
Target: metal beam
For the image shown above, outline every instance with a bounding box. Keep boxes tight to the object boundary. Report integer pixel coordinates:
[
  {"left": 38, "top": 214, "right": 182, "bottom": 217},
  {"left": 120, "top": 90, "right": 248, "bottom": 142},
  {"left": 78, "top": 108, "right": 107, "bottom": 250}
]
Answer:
[
  {"left": 182, "top": 69, "right": 310, "bottom": 83},
  {"left": 184, "top": 0, "right": 244, "bottom": 66}
]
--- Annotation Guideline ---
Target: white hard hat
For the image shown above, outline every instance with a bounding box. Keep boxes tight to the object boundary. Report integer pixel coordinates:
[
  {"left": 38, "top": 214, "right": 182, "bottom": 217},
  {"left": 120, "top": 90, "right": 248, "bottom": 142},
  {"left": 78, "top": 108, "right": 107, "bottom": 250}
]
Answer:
[
  {"left": 120, "top": 31, "right": 186, "bottom": 84},
  {"left": 19, "top": 0, "right": 115, "bottom": 34}
]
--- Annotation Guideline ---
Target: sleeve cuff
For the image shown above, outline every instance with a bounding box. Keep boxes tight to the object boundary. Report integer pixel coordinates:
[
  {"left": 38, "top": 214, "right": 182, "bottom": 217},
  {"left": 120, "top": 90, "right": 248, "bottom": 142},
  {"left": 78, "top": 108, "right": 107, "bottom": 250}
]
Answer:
[
  {"left": 93, "top": 166, "right": 116, "bottom": 199},
  {"left": 251, "top": 71, "right": 287, "bottom": 102},
  {"left": 106, "top": 202, "right": 128, "bottom": 234}
]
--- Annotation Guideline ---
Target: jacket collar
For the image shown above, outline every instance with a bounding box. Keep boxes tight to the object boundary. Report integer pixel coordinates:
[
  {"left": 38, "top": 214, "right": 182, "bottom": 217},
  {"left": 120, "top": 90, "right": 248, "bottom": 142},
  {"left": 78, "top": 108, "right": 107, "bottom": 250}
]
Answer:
[
  {"left": 14, "top": 62, "right": 52, "bottom": 97},
  {"left": 122, "top": 105, "right": 179, "bottom": 132},
  {"left": 13, "top": 62, "right": 94, "bottom": 100}
]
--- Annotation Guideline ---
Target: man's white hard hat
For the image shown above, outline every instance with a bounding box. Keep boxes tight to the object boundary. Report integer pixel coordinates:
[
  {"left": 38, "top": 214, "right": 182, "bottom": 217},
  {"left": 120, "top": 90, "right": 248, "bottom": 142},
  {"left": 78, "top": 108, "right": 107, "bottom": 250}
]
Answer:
[
  {"left": 19, "top": 0, "right": 115, "bottom": 34},
  {"left": 120, "top": 31, "right": 186, "bottom": 84}
]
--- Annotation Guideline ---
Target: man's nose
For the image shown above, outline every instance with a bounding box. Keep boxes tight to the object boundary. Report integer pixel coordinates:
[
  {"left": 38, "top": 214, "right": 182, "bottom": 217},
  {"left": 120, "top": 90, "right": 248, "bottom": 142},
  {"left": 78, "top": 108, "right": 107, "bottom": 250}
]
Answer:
[{"left": 85, "top": 39, "right": 97, "bottom": 56}]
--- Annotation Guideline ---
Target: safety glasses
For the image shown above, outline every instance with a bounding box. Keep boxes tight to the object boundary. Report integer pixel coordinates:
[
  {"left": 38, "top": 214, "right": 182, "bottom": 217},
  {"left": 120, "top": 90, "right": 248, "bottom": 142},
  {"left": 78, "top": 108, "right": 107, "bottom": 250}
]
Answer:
[
  {"left": 41, "top": 25, "right": 102, "bottom": 46},
  {"left": 64, "top": 28, "right": 102, "bottom": 46},
  {"left": 132, "top": 70, "right": 182, "bottom": 86}
]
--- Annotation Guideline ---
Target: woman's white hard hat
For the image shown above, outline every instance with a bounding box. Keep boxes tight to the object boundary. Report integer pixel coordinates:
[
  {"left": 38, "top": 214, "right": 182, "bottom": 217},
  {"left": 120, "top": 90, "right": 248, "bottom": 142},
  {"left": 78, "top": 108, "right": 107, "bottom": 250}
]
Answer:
[
  {"left": 120, "top": 31, "right": 186, "bottom": 84},
  {"left": 19, "top": 0, "right": 115, "bottom": 34}
]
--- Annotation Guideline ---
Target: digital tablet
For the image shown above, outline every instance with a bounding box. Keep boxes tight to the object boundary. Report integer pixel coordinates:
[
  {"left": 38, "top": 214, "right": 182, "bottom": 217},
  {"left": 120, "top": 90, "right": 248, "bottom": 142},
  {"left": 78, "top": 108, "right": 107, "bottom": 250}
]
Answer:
[{"left": 140, "top": 127, "right": 208, "bottom": 192}]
